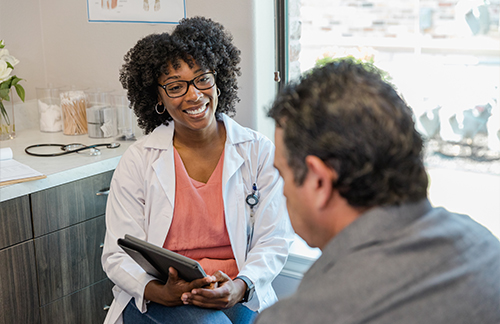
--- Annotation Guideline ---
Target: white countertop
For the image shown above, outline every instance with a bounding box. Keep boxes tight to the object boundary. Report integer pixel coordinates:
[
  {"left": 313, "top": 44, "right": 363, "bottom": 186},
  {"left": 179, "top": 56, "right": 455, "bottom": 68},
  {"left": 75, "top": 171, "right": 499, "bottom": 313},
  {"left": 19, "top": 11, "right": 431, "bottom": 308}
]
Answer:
[{"left": 0, "top": 128, "right": 138, "bottom": 202}]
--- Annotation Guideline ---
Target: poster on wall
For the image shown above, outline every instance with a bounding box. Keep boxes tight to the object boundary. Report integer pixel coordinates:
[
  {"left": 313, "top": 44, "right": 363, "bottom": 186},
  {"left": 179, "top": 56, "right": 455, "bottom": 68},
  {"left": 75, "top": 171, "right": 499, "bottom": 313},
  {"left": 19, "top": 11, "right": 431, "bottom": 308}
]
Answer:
[{"left": 87, "top": 0, "right": 185, "bottom": 24}]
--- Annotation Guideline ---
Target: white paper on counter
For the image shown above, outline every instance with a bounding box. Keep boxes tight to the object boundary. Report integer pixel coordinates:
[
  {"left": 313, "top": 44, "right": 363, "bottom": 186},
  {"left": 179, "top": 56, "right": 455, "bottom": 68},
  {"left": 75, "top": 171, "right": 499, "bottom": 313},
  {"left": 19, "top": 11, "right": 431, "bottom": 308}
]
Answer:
[{"left": 0, "top": 147, "right": 44, "bottom": 184}]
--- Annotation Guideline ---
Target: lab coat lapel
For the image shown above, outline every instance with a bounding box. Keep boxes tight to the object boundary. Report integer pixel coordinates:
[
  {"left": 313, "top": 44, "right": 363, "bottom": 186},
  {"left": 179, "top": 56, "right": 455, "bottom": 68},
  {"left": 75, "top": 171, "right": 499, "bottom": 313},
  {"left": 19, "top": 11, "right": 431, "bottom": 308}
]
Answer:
[
  {"left": 221, "top": 115, "right": 254, "bottom": 267},
  {"left": 222, "top": 143, "right": 244, "bottom": 191},
  {"left": 152, "top": 151, "right": 175, "bottom": 211},
  {"left": 222, "top": 142, "right": 246, "bottom": 266},
  {"left": 146, "top": 124, "right": 176, "bottom": 213},
  {"left": 221, "top": 114, "right": 251, "bottom": 193}
]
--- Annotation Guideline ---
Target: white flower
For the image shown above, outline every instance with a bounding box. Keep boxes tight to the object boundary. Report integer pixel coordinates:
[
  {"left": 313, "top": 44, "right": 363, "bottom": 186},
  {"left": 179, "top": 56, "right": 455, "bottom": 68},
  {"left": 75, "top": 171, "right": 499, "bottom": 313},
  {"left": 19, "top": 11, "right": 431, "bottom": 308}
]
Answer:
[
  {"left": 0, "top": 59, "right": 13, "bottom": 83},
  {"left": 0, "top": 48, "right": 20, "bottom": 68}
]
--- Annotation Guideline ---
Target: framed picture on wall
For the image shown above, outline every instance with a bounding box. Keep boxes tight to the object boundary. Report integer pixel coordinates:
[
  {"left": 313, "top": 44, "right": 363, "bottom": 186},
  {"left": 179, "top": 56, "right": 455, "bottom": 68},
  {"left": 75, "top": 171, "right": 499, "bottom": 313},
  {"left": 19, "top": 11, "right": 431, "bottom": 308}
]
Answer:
[{"left": 87, "top": 0, "right": 186, "bottom": 24}]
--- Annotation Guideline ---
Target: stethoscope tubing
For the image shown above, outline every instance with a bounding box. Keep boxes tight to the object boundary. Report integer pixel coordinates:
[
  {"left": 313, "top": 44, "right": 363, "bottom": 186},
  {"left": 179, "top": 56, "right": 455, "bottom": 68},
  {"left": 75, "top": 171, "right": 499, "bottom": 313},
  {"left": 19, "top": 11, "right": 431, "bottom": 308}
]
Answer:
[{"left": 25, "top": 143, "right": 120, "bottom": 157}]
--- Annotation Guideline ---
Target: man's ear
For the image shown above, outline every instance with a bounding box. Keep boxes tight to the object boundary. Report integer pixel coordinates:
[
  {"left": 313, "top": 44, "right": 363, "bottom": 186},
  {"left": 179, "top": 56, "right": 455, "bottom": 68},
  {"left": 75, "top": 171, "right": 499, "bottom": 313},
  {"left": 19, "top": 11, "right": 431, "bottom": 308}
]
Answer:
[{"left": 304, "top": 155, "right": 338, "bottom": 210}]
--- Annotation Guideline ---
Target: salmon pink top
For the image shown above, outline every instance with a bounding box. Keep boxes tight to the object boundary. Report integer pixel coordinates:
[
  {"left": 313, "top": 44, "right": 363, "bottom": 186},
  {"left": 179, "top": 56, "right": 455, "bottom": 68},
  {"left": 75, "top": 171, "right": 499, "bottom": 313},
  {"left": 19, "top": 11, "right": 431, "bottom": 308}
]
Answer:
[{"left": 163, "top": 148, "right": 238, "bottom": 279}]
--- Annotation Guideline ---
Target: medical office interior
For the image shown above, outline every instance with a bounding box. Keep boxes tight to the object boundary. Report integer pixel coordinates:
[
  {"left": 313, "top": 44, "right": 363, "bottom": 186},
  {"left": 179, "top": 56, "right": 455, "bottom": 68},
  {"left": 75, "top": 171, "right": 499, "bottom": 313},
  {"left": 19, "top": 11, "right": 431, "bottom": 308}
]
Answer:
[{"left": 0, "top": 0, "right": 499, "bottom": 323}]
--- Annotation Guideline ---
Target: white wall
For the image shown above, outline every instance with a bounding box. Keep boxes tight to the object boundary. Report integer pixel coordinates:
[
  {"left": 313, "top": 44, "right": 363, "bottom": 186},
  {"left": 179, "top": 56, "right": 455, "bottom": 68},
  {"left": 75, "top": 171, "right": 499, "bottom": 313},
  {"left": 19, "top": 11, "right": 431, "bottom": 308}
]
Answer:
[{"left": 0, "top": 0, "right": 277, "bottom": 135}]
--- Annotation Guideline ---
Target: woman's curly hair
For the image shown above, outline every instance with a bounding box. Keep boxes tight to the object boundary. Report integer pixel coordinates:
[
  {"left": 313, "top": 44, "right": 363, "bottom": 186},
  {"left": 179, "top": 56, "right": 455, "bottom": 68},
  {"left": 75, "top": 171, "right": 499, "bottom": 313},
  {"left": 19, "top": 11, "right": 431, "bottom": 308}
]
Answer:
[{"left": 119, "top": 17, "right": 241, "bottom": 134}]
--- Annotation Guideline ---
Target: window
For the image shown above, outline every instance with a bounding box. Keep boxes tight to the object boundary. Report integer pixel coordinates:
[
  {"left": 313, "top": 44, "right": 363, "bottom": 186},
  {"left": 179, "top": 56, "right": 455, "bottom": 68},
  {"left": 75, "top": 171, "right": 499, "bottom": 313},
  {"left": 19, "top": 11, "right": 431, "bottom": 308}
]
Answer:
[{"left": 278, "top": 0, "right": 500, "bottom": 240}]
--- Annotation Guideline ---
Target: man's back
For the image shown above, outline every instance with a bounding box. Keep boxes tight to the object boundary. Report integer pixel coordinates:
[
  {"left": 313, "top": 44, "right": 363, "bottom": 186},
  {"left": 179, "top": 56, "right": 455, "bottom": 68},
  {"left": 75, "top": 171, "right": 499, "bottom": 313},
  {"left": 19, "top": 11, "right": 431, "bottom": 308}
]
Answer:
[{"left": 256, "top": 199, "right": 500, "bottom": 324}]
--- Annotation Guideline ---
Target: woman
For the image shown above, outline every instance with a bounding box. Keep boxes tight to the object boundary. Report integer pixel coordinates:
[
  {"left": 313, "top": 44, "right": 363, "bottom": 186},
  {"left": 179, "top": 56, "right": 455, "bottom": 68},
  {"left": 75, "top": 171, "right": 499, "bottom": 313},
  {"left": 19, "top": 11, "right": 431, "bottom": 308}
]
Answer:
[{"left": 102, "top": 17, "right": 294, "bottom": 324}]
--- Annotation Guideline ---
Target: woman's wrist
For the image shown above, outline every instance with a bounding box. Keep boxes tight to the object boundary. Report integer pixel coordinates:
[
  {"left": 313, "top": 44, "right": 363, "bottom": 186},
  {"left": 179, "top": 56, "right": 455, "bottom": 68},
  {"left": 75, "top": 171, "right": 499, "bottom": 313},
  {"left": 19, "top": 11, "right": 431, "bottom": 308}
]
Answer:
[
  {"left": 144, "top": 280, "right": 161, "bottom": 303},
  {"left": 232, "top": 278, "right": 247, "bottom": 303}
]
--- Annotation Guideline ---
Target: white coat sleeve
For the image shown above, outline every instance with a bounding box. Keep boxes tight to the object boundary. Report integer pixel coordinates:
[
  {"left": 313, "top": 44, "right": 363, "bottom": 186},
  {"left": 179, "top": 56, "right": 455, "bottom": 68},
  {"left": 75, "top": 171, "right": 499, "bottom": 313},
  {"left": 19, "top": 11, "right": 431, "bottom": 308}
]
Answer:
[{"left": 101, "top": 144, "right": 156, "bottom": 313}]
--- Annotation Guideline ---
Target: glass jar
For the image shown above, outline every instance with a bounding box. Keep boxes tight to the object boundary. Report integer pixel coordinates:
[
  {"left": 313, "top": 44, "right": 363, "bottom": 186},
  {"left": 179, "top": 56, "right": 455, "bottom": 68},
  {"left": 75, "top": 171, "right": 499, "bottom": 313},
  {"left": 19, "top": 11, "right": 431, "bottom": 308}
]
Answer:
[
  {"left": 36, "top": 87, "right": 63, "bottom": 133},
  {"left": 60, "top": 90, "right": 88, "bottom": 135},
  {"left": 113, "top": 92, "right": 136, "bottom": 141},
  {"left": 86, "top": 89, "right": 117, "bottom": 138}
]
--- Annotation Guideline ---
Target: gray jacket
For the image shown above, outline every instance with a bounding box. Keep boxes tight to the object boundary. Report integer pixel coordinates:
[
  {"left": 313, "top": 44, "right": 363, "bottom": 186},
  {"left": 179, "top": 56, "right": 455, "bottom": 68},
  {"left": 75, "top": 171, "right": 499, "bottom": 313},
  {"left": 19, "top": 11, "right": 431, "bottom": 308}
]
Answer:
[{"left": 256, "top": 199, "right": 500, "bottom": 324}]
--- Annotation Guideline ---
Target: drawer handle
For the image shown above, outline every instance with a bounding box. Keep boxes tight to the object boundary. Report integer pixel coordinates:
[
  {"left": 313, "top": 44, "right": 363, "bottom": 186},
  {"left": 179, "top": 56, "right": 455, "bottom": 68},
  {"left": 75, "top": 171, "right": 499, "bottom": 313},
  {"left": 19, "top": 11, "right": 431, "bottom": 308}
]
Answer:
[
  {"left": 96, "top": 188, "right": 110, "bottom": 196},
  {"left": 103, "top": 305, "right": 110, "bottom": 311},
  {"left": 100, "top": 243, "right": 104, "bottom": 249}
]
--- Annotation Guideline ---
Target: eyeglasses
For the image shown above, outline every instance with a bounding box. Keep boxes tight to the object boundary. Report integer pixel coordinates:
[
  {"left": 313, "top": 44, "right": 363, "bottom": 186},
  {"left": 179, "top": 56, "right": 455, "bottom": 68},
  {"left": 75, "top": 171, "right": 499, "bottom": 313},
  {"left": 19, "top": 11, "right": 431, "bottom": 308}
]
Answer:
[{"left": 158, "top": 71, "right": 217, "bottom": 98}]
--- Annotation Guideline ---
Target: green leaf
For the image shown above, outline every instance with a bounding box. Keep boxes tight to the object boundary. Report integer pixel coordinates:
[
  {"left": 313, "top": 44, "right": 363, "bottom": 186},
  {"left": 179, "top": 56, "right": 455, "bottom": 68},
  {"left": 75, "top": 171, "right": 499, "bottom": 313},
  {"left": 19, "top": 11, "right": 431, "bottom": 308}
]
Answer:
[
  {"left": 0, "top": 89, "right": 10, "bottom": 101},
  {"left": 6, "top": 62, "right": 14, "bottom": 70},
  {"left": 11, "top": 76, "right": 22, "bottom": 86},
  {"left": 14, "top": 84, "right": 25, "bottom": 102},
  {"left": 0, "top": 78, "right": 12, "bottom": 89}
]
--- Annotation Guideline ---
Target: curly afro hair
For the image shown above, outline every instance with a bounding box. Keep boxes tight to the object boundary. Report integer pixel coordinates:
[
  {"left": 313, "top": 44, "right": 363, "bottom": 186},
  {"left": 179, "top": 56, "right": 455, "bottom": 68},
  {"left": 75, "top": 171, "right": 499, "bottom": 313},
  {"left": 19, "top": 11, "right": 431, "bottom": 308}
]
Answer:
[{"left": 119, "top": 16, "right": 242, "bottom": 134}]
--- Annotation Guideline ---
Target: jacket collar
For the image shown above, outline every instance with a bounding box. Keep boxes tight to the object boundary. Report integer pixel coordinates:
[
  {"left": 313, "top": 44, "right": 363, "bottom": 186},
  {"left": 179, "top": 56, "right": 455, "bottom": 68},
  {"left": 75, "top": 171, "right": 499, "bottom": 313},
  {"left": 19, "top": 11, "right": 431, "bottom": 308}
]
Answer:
[{"left": 316, "top": 199, "right": 433, "bottom": 271}]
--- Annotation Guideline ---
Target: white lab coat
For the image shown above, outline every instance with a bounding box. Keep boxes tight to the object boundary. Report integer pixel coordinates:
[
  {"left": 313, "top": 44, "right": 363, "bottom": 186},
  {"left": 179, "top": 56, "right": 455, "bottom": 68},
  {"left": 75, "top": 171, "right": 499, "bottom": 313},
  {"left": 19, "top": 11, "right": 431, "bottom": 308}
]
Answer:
[{"left": 102, "top": 114, "right": 294, "bottom": 324}]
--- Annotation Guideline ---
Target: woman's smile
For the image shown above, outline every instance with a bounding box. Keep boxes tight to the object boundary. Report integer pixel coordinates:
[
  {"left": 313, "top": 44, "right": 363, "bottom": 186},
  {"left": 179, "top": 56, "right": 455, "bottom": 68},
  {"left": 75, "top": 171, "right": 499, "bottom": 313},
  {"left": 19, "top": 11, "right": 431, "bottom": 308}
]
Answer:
[{"left": 184, "top": 103, "right": 209, "bottom": 116}]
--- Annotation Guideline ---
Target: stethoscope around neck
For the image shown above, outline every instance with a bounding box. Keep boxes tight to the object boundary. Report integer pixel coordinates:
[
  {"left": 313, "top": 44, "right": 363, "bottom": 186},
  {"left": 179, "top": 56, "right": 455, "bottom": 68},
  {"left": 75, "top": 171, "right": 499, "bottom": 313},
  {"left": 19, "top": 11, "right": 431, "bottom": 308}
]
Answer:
[
  {"left": 245, "top": 183, "right": 260, "bottom": 259},
  {"left": 25, "top": 142, "right": 121, "bottom": 157}
]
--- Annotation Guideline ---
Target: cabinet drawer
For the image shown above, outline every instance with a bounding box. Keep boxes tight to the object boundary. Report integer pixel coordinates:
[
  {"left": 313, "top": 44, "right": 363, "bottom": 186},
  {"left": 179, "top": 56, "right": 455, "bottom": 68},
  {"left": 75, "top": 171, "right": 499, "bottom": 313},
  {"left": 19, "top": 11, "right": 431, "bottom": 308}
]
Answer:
[
  {"left": 0, "top": 195, "right": 32, "bottom": 249},
  {"left": 35, "top": 215, "right": 107, "bottom": 306},
  {"left": 40, "top": 278, "right": 114, "bottom": 324},
  {"left": 0, "top": 241, "right": 40, "bottom": 324},
  {"left": 31, "top": 170, "right": 113, "bottom": 236}
]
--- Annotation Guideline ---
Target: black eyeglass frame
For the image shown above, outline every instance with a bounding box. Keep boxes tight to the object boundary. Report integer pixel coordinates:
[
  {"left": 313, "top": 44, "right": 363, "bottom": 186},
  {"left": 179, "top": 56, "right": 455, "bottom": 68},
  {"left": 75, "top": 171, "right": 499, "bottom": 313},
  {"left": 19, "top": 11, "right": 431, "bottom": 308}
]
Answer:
[{"left": 158, "top": 71, "right": 218, "bottom": 98}]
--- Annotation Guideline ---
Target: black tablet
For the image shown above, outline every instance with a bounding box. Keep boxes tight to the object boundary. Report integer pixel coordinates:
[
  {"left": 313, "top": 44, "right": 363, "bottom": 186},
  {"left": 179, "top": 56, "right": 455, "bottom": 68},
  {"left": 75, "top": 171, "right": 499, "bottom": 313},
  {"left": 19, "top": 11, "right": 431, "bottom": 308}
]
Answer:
[{"left": 117, "top": 234, "right": 207, "bottom": 283}]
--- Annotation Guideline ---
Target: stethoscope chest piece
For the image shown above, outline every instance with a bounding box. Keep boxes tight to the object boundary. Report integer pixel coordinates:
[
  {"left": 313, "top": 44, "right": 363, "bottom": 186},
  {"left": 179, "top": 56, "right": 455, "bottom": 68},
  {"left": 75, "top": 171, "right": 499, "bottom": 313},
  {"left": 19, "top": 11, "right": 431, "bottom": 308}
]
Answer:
[
  {"left": 87, "top": 148, "right": 102, "bottom": 156},
  {"left": 245, "top": 183, "right": 260, "bottom": 208},
  {"left": 245, "top": 194, "right": 259, "bottom": 207}
]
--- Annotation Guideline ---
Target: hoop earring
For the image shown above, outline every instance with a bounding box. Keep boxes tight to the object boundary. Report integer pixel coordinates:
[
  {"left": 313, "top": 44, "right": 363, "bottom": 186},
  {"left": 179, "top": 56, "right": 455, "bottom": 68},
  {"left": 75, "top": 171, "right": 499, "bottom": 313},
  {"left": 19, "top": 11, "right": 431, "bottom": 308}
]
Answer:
[
  {"left": 155, "top": 102, "right": 165, "bottom": 115},
  {"left": 217, "top": 88, "right": 221, "bottom": 97}
]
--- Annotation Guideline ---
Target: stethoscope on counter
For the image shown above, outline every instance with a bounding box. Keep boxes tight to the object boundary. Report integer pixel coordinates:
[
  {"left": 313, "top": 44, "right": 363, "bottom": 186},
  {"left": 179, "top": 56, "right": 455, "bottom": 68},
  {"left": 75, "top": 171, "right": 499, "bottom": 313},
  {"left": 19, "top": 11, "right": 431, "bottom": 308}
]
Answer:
[
  {"left": 245, "top": 183, "right": 260, "bottom": 259},
  {"left": 25, "top": 142, "right": 121, "bottom": 157}
]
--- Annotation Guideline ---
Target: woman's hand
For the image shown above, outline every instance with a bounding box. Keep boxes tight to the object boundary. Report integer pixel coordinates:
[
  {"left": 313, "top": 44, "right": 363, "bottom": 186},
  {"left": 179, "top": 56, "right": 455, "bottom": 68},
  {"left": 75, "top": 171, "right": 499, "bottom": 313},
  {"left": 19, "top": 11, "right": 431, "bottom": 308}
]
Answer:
[
  {"left": 144, "top": 267, "right": 216, "bottom": 307},
  {"left": 180, "top": 271, "right": 247, "bottom": 309}
]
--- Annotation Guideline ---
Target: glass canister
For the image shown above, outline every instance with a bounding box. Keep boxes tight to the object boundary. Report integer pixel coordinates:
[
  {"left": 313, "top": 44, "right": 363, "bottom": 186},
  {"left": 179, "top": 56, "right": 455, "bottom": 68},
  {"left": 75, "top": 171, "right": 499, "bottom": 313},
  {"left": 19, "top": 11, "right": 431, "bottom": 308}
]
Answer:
[
  {"left": 113, "top": 92, "right": 136, "bottom": 141},
  {"left": 60, "top": 90, "right": 88, "bottom": 135},
  {"left": 86, "top": 89, "right": 117, "bottom": 138},
  {"left": 36, "top": 87, "right": 63, "bottom": 132}
]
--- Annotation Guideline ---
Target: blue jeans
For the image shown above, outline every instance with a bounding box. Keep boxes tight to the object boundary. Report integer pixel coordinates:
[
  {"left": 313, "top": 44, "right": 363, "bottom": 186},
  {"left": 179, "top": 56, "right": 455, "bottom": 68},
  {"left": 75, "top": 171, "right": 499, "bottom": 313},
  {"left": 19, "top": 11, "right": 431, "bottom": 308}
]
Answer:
[{"left": 123, "top": 298, "right": 257, "bottom": 324}]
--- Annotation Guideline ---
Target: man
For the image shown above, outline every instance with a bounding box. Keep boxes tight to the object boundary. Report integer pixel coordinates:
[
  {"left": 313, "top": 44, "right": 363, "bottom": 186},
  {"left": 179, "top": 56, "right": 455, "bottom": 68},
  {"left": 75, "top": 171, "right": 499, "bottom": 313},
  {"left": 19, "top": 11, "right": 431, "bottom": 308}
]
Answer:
[{"left": 256, "top": 58, "right": 500, "bottom": 324}]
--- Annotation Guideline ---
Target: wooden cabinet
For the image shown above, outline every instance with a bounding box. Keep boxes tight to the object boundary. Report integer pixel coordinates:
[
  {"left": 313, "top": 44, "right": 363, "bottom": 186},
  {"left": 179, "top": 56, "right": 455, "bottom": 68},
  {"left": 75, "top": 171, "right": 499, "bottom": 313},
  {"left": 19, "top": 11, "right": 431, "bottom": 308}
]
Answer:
[
  {"left": 40, "top": 279, "right": 114, "bottom": 324},
  {"left": 0, "top": 195, "right": 32, "bottom": 250},
  {"left": 35, "top": 215, "right": 108, "bottom": 306},
  {"left": 0, "top": 171, "right": 115, "bottom": 324},
  {"left": 0, "top": 240, "right": 40, "bottom": 324},
  {"left": 31, "top": 171, "right": 113, "bottom": 237}
]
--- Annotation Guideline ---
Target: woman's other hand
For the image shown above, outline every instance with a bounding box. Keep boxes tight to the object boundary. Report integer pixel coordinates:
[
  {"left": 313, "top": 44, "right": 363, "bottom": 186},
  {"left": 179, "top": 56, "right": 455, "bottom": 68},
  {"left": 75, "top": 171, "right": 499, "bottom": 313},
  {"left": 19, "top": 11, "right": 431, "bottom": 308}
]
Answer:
[
  {"left": 144, "top": 267, "right": 216, "bottom": 306},
  {"left": 180, "top": 271, "right": 246, "bottom": 309}
]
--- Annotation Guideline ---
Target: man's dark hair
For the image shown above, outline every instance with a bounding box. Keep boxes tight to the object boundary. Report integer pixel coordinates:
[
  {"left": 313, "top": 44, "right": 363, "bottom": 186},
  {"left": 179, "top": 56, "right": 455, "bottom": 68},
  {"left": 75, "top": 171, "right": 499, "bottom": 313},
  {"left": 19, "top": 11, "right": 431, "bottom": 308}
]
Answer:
[
  {"left": 119, "top": 16, "right": 241, "bottom": 134},
  {"left": 268, "top": 58, "right": 428, "bottom": 207}
]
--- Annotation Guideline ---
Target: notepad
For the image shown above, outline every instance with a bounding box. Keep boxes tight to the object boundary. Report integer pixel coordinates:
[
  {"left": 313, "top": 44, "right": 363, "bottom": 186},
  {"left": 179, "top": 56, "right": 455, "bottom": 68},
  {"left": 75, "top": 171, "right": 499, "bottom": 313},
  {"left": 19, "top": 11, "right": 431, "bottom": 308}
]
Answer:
[{"left": 0, "top": 147, "right": 46, "bottom": 186}]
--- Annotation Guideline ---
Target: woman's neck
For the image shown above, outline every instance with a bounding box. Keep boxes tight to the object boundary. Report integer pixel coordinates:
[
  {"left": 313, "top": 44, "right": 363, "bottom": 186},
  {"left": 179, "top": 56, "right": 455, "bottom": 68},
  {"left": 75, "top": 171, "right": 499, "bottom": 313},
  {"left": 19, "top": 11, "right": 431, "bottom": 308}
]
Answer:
[{"left": 173, "top": 120, "right": 226, "bottom": 150}]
